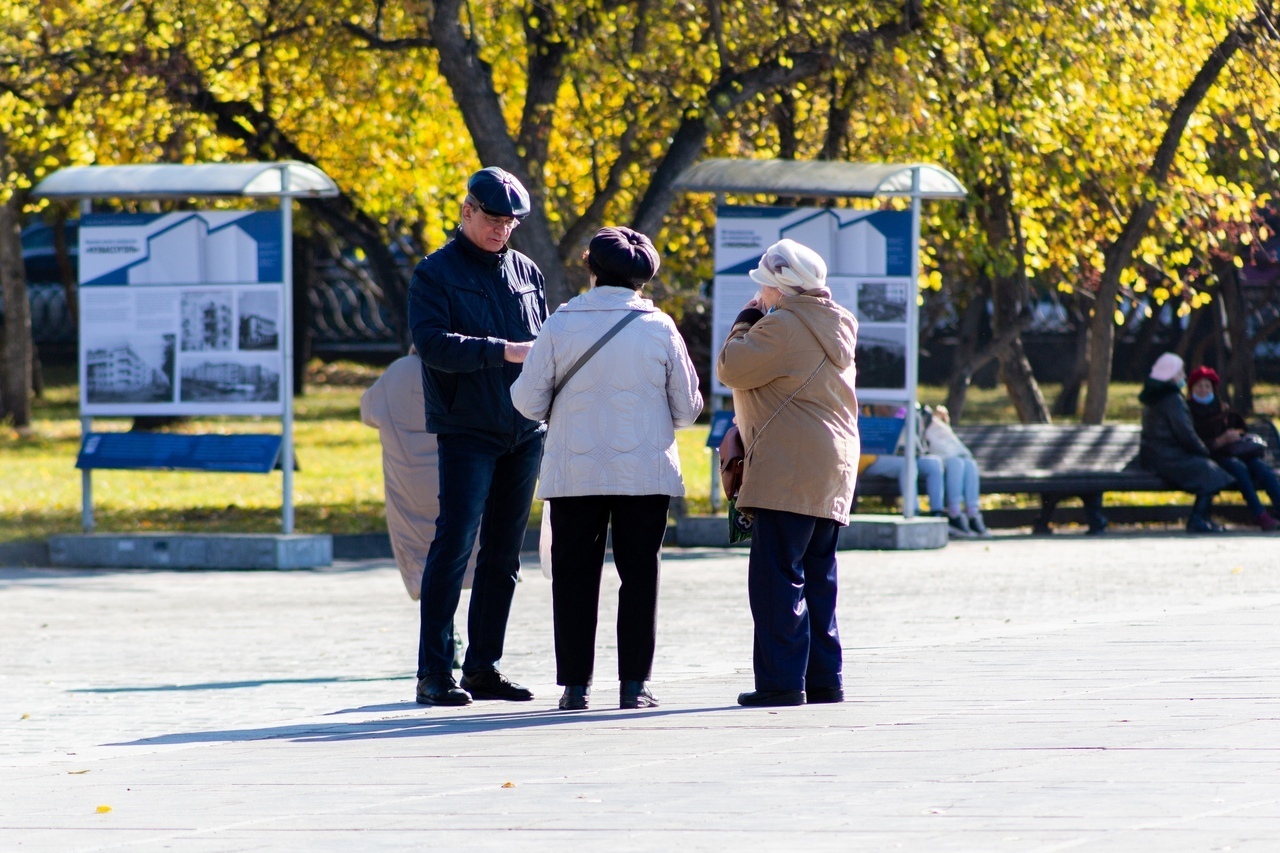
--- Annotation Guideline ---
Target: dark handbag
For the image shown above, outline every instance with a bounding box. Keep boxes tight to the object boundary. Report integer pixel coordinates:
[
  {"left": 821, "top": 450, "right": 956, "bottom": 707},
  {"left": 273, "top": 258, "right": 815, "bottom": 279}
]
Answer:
[
  {"left": 1223, "top": 433, "right": 1267, "bottom": 460},
  {"left": 719, "top": 425, "right": 751, "bottom": 544},
  {"left": 719, "top": 424, "right": 745, "bottom": 500}
]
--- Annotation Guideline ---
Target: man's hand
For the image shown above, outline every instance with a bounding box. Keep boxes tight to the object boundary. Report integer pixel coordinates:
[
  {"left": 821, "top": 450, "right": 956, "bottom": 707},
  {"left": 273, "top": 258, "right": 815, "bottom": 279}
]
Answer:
[
  {"left": 1218, "top": 428, "right": 1244, "bottom": 447},
  {"left": 504, "top": 341, "right": 534, "bottom": 363}
]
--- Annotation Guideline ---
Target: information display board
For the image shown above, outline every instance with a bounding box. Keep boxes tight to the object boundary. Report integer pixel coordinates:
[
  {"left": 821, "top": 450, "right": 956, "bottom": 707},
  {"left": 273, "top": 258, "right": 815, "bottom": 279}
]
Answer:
[
  {"left": 77, "top": 211, "right": 285, "bottom": 416},
  {"left": 711, "top": 205, "right": 913, "bottom": 400}
]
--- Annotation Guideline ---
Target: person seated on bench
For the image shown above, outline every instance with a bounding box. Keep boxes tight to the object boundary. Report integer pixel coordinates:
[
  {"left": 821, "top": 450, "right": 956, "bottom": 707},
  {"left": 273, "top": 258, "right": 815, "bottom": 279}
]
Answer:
[
  {"left": 1138, "top": 353, "right": 1234, "bottom": 534},
  {"left": 1187, "top": 365, "right": 1280, "bottom": 531},
  {"left": 922, "top": 404, "right": 990, "bottom": 538},
  {"left": 860, "top": 404, "right": 946, "bottom": 524}
]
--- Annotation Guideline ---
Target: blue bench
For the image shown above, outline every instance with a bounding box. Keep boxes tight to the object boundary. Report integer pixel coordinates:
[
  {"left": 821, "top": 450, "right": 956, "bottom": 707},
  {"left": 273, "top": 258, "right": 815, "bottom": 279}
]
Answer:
[{"left": 76, "top": 432, "right": 286, "bottom": 474}]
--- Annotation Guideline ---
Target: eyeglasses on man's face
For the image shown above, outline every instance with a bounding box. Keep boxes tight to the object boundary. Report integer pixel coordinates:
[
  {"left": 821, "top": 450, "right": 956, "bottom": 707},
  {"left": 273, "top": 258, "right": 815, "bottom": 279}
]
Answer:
[{"left": 472, "top": 206, "right": 520, "bottom": 232}]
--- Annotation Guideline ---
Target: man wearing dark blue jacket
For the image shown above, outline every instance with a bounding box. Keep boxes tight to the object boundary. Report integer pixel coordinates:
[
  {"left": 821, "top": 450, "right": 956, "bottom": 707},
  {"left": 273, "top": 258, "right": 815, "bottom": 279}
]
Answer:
[{"left": 408, "top": 167, "right": 547, "bottom": 706}]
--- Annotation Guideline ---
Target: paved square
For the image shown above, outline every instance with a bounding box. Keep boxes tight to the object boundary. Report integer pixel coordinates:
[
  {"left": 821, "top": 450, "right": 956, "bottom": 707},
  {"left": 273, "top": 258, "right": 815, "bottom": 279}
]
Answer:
[{"left": 3, "top": 533, "right": 1280, "bottom": 851}]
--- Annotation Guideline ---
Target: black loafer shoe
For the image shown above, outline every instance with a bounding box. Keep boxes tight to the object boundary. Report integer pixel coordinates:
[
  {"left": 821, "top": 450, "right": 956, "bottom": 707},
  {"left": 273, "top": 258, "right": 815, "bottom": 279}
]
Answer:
[
  {"left": 806, "top": 686, "right": 844, "bottom": 704},
  {"left": 558, "top": 685, "right": 589, "bottom": 710},
  {"left": 416, "top": 674, "right": 472, "bottom": 706},
  {"left": 620, "top": 680, "right": 659, "bottom": 709},
  {"left": 737, "top": 689, "right": 805, "bottom": 707},
  {"left": 460, "top": 670, "right": 534, "bottom": 701}
]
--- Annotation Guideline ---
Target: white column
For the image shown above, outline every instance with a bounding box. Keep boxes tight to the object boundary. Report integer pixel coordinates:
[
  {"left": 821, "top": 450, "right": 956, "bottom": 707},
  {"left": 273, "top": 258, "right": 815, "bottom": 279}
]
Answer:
[
  {"left": 79, "top": 199, "right": 93, "bottom": 533},
  {"left": 901, "top": 168, "right": 923, "bottom": 518},
  {"left": 280, "top": 170, "right": 295, "bottom": 534}
]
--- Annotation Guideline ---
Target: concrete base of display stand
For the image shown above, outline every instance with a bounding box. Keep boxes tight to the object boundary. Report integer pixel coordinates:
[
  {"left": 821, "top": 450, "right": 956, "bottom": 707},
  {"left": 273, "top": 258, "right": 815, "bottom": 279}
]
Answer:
[
  {"left": 675, "top": 514, "right": 947, "bottom": 550},
  {"left": 48, "top": 533, "right": 332, "bottom": 570}
]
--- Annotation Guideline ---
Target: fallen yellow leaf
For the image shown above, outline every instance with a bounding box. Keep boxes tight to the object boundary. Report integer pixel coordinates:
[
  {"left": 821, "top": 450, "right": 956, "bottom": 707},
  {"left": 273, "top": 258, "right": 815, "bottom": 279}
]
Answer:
[
  {"left": 501, "top": 782, "right": 516, "bottom": 788},
  {"left": 96, "top": 805, "right": 112, "bottom": 814}
]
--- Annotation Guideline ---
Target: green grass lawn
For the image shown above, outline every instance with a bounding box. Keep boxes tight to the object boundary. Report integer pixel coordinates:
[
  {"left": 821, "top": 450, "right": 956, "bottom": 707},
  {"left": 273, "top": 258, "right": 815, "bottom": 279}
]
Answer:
[{"left": 2, "top": 364, "right": 1276, "bottom": 542}]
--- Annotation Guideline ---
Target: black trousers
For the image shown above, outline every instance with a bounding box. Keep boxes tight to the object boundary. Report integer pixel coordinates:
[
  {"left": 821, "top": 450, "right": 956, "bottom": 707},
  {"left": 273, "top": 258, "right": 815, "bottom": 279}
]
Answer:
[
  {"left": 747, "top": 508, "right": 842, "bottom": 693},
  {"left": 548, "top": 494, "right": 670, "bottom": 686}
]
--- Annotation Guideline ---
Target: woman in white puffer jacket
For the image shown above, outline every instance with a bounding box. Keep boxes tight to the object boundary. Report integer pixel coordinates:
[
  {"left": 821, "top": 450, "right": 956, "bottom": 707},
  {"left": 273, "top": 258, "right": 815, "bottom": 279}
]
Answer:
[{"left": 511, "top": 226, "right": 703, "bottom": 712}]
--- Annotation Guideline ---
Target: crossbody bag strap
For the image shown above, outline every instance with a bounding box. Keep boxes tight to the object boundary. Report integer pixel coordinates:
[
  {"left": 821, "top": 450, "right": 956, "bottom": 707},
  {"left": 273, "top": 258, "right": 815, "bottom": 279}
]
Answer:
[
  {"left": 745, "top": 356, "right": 828, "bottom": 458},
  {"left": 549, "top": 308, "right": 646, "bottom": 405}
]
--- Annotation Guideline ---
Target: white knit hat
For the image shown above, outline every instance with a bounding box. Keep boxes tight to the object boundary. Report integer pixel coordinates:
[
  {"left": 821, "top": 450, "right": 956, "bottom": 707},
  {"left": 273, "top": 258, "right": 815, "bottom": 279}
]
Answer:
[
  {"left": 748, "top": 239, "right": 830, "bottom": 297},
  {"left": 1149, "top": 352, "right": 1184, "bottom": 382}
]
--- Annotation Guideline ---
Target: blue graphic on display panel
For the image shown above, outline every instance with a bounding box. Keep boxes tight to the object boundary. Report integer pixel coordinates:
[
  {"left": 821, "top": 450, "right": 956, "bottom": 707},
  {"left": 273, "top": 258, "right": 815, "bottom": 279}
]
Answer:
[
  {"left": 859, "top": 211, "right": 911, "bottom": 277},
  {"left": 80, "top": 211, "right": 283, "bottom": 285}
]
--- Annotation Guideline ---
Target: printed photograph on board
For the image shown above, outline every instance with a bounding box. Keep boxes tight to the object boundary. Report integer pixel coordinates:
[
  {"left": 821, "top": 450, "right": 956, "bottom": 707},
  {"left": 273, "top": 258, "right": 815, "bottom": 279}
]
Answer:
[
  {"left": 84, "top": 334, "right": 176, "bottom": 404},
  {"left": 180, "top": 354, "right": 281, "bottom": 403},
  {"left": 855, "top": 280, "right": 908, "bottom": 323},
  {"left": 237, "top": 289, "right": 280, "bottom": 351},
  {"left": 181, "top": 290, "right": 234, "bottom": 352},
  {"left": 855, "top": 326, "right": 907, "bottom": 390}
]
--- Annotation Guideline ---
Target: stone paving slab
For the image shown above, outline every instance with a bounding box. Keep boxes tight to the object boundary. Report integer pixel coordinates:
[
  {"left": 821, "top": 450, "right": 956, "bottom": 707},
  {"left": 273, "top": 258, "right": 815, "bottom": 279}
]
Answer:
[{"left": 3, "top": 533, "right": 1280, "bottom": 851}]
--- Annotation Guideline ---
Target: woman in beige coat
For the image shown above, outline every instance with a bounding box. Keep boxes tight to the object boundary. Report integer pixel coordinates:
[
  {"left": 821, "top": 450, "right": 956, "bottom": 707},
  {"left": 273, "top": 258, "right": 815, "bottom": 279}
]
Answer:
[{"left": 716, "top": 239, "right": 860, "bottom": 707}]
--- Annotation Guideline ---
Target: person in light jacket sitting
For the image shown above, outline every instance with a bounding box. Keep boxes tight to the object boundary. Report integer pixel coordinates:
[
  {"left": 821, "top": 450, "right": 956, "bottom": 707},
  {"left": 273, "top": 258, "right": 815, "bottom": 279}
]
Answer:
[{"left": 511, "top": 226, "right": 703, "bottom": 712}]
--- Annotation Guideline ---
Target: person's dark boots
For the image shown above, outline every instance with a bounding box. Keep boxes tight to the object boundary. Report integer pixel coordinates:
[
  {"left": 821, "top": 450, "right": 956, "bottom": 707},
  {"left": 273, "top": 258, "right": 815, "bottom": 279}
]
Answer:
[
  {"left": 558, "top": 685, "right": 589, "bottom": 710},
  {"left": 806, "top": 686, "right": 844, "bottom": 704},
  {"left": 738, "top": 689, "right": 805, "bottom": 707},
  {"left": 1187, "top": 493, "right": 1224, "bottom": 533},
  {"left": 1257, "top": 511, "right": 1280, "bottom": 532},
  {"left": 460, "top": 670, "right": 534, "bottom": 701},
  {"left": 416, "top": 674, "right": 472, "bottom": 706},
  {"left": 620, "top": 680, "right": 659, "bottom": 709}
]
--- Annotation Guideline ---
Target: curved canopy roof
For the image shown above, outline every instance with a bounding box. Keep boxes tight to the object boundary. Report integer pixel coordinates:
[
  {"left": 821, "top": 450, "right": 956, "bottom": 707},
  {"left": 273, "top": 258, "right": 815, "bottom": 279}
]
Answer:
[
  {"left": 33, "top": 161, "right": 340, "bottom": 200},
  {"left": 674, "top": 158, "right": 967, "bottom": 200}
]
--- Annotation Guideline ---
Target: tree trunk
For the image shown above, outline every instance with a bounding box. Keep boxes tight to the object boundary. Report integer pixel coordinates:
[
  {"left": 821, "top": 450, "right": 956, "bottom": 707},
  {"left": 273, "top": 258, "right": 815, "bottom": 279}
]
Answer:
[
  {"left": 976, "top": 162, "right": 1051, "bottom": 423},
  {"left": 1216, "top": 259, "right": 1255, "bottom": 411},
  {"left": 943, "top": 288, "right": 988, "bottom": 422},
  {"left": 1052, "top": 309, "right": 1089, "bottom": 417},
  {"left": 0, "top": 195, "right": 33, "bottom": 430},
  {"left": 1082, "top": 16, "right": 1260, "bottom": 423},
  {"left": 997, "top": 337, "right": 1050, "bottom": 423}
]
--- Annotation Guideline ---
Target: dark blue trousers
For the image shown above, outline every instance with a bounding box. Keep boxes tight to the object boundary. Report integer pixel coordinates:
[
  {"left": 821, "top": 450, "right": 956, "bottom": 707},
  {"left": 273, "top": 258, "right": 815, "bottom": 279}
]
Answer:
[
  {"left": 747, "top": 508, "right": 842, "bottom": 693},
  {"left": 417, "top": 432, "right": 542, "bottom": 678},
  {"left": 1216, "top": 455, "right": 1280, "bottom": 518}
]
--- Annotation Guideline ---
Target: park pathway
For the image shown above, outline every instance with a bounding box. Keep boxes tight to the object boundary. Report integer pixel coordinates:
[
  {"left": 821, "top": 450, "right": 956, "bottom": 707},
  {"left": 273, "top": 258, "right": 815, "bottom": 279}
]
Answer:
[{"left": 3, "top": 533, "right": 1280, "bottom": 851}]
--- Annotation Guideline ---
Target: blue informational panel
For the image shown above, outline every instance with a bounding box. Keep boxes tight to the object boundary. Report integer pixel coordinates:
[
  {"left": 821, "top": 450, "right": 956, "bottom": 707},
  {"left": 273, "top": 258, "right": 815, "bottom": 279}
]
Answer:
[
  {"left": 856, "top": 416, "right": 905, "bottom": 456},
  {"left": 77, "top": 211, "right": 286, "bottom": 417},
  {"left": 712, "top": 205, "right": 912, "bottom": 400},
  {"left": 705, "top": 410, "right": 737, "bottom": 449},
  {"left": 76, "top": 432, "right": 284, "bottom": 473}
]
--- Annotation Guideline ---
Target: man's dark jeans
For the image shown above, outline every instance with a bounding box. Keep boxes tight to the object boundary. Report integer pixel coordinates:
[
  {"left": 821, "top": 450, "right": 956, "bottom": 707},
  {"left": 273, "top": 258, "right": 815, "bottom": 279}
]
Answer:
[
  {"left": 1216, "top": 454, "right": 1280, "bottom": 518},
  {"left": 417, "top": 432, "right": 543, "bottom": 678}
]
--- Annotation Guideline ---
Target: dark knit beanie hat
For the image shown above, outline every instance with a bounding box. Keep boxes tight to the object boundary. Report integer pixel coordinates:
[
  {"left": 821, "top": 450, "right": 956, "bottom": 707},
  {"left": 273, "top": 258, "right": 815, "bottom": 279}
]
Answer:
[{"left": 587, "top": 227, "right": 660, "bottom": 289}]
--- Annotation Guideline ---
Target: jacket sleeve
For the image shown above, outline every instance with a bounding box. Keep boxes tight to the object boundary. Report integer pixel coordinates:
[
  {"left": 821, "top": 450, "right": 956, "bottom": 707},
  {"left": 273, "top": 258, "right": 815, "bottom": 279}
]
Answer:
[
  {"left": 408, "top": 264, "right": 507, "bottom": 373},
  {"left": 1166, "top": 395, "right": 1212, "bottom": 456},
  {"left": 664, "top": 319, "right": 704, "bottom": 429},
  {"left": 510, "top": 323, "right": 557, "bottom": 422},
  {"left": 716, "top": 312, "right": 789, "bottom": 391}
]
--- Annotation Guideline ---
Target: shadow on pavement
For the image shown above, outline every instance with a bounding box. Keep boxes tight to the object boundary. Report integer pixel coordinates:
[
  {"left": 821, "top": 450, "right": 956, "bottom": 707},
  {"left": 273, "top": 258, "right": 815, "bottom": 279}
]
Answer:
[
  {"left": 71, "top": 675, "right": 405, "bottom": 693},
  {"left": 110, "top": 705, "right": 740, "bottom": 747}
]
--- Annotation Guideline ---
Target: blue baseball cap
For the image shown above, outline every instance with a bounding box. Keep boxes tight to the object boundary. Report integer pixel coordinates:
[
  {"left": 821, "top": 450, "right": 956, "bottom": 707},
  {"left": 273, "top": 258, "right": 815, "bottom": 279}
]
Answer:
[{"left": 466, "top": 167, "right": 531, "bottom": 219}]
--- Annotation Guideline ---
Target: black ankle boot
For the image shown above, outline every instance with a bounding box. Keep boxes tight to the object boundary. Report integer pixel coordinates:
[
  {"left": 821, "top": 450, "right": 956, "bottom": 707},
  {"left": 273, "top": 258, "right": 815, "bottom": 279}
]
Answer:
[
  {"left": 620, "top": 680, "right": 658, "bottom": 709},
  {"left": 558, "top": 685, "right": 589, "bottom": 710}
]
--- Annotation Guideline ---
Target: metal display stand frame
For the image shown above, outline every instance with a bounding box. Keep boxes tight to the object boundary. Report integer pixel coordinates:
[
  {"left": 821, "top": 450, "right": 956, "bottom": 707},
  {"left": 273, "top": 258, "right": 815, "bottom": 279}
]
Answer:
[
  {"left": 33, "top": 161, "right": 340, "bottom": 534},
  {"left": 673, "top": 159, "right": 967, "bottom": 517}
]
